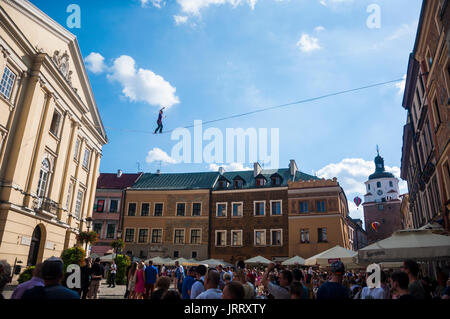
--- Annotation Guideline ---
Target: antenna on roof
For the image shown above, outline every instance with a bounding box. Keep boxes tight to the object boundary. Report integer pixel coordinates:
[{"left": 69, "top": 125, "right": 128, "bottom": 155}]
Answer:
[{"left": 137, "top": 162, "right": 141, "bottom": 172}]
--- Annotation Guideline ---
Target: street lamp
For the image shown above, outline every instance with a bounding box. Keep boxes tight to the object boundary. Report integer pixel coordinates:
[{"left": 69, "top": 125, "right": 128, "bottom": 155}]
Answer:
[{"left": 85, "top": 217, "right": 93, "bottom": 251}]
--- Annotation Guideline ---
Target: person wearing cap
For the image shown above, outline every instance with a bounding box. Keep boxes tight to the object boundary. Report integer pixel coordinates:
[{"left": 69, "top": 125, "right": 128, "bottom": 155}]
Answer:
[
  {"left": 316, "top": 261, "right": 350, "bottom": 300},
  {"left": 21, "top": 257, "right": 80, "bottom": 299}
]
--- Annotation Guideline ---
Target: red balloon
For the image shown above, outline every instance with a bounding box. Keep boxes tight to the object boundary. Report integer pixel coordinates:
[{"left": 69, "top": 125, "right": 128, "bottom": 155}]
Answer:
[{"left": 354, "top": 196, "right": 362, "bottom": 207}]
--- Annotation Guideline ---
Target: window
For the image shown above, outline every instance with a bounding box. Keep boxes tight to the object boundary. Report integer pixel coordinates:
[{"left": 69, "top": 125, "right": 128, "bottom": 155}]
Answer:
[
  {"left": 65, "top": 182, "right": 73, "bottom": 209},
  {"left": 151, "top": 229, "right": 162, "bottom": 244},
  {"left": 106, "top": 224, "right": 116, "bottom": 239},
  {"left": 128, "top": 203, "right": 137, "bottom": 216},
  {"left": 154, "top": 203, "right": 163, "bottom": 216},
  {"left": 83, "top": 148, "right": 90, "bottom": 169},
  {"left": 36, "top": 159, "right": 50, "bottom": 198},
  {"left": 231, "top": 230, "right": 243, "bottom": 246},
  {"left": 377, "top": 182, "right": 381, "bottom": 188},
  {"left": 433, "top": 99, "right": 442, "bottom": 127},
  {"left": 215, "top": 231, "right": 226, "bottom": 247},
  {"left": 300, "top": 229, "right": 310, "bottom": 243},
  {"left": 174, "top": 229, "right": 185, "bottom": 244},
  {"left": 93, "top": 223, "right": 102, "bottom": 236},
  {"left": 176, "top": 203, "right": 186, "bottom": 216},
  {"left": 141, "top": 203, "right": 150, "bottom": 216},
  {"left": 192, "top": 251, "right": 197, "bottom": 259},
  {"left": 232, "top": 203, "right": 243, "bottom": 217},
  {"left": 299, "top": 201, "right": 308, "bottom": 213},
  {"left": 318, "top": 228, "right": 327, "bottom": 242},
  {"left": 174, "top": 251, "right": 179, "bottom": 258},
  {"left": 316, "top": 200, "right": 326, "bottom": 213},
  {"left": 73, "top": 138, "right": 80, "bottom": 161},
  {"left": 270, "top": 230, "right": 282, "bottom": 246},
  {"left": 254, "top": 201, "right": 265, "bottom": 216},
  {"left": 389, "top": 181, "right": 393, "bottom": 188},
  {"left": 256, "top": 178, "right": 266, "bottom": 186},
  {"left": 49, "top": 111, "right": 61, "bottom": 137},
  {"left": 254, "top": 230, "right": 266, "bottom": 246},
  {"left": 192, "top": 203, "right": 202, "bottom": 216},
  {"left": 125, "top": 229, "right": 135, "bottom": 242},
  {"left": 368, "top": 184, "right": 371, "bottom": 190},
  {"left": 110, "top": 199, "right": 118, "bottom": 213},
  {"left": 0, "top": 66, "right": 16, "bottom": 100},
  {"left": 74, "top": 190, "right": 84, "bottom": 218},
  {"left": 271, "top": 176, "right": 281, "bottom": 186},
  {"left": 216, "top": 203, "right": 227, "bottom": 217},
  {"left": 378, "top": 204, "right": 384, "bottom": 211},
  {"left": 271, "top": 200, "right": 282, "bottom": 216},
  {"left": 96, "top": 199, "right": 105, "bottom": 212},
  {"left": 234, "top": 179, "right": 243, "bottom": 189},
  {"left": 190, "top": 229, "right": 201, "bottom": 244},
  {"left": 218, "top": 180, "right": 228, "bottom": 188},
  {"left": 138, "top": 229, "right": 148, "bottom": 243}
]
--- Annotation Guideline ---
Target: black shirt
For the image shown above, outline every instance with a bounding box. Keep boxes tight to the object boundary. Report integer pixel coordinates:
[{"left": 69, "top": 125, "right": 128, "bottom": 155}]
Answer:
[{"left": 91, "top": 263, "right": 104, "bottom": 281}]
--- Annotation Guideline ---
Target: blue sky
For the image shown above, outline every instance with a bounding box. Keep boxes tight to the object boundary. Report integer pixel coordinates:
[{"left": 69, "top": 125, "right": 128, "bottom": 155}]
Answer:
[{"left": 31, "top": 0, "right": 422, "bottom": 220}]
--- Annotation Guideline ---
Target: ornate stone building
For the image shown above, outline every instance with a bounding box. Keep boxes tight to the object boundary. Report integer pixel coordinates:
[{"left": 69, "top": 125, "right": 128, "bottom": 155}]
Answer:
[
  {"left": 0, "top": 0, "right": 107, "bottom": 270},
  {"left": 401, "top": 0, "right": 449, "bottom": 230}
]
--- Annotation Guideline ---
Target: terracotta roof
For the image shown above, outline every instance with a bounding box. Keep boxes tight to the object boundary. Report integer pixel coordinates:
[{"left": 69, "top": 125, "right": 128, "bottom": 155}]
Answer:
[{"left": 97, "top": 173, "right": 143, "bottom": 189}]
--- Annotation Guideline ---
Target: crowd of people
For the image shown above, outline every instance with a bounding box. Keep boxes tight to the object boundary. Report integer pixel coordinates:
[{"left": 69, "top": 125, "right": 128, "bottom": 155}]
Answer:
[{"left": 1, "top": 257, "right": 449, "bottom": 300}]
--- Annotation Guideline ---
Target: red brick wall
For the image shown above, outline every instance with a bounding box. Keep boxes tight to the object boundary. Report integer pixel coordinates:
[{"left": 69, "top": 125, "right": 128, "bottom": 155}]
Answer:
[{"left": 363, "top": 201, "right": 402, "bottom": 244}]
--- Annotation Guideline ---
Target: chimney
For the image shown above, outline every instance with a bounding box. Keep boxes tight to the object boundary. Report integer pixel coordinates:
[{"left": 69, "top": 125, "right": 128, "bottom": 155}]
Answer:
[
  {"left": 156, "top": 169, "right": 161, "bottom": 175},
  {"left": 253, "top": 162, "right": 262, "bottom": 177},
  {"left": 289, "top": 160, "right": 298, "bottom": 178},
  {"left": 117, "top": 169, "right": 123, "bottom": 178},
  {"left": 218, "top": 167, "right": 225, "bottom": 175}
]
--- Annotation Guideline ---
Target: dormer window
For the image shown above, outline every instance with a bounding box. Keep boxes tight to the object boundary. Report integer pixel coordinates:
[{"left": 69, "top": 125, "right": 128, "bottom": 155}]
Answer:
[
  {"left": 234, "top": 179, "right": 243, "bottom": 189},
  {"left": 271, "top": 176, "right": 281, "bottom": 186},
  {"left": 256, "top": 178, "right": 266, "bottom": 187},
  {"left": 219, "top": 180, "right": 227, "bottom": 188}
]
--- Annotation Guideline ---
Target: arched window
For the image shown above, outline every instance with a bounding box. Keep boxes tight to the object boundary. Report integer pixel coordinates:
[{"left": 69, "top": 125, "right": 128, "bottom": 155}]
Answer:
[
  {"left": 377, "top": 182, "right": 381, "bottom": 188},
  {"left": 389, "top": 181, "right": 393, "bottom": 187},
  {"left": 36, "top": 159, "right": 50, "bottom": 198}
]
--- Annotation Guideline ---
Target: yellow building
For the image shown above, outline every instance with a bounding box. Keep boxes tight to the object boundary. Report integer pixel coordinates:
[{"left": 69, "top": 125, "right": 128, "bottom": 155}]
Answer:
[
  {"left": 288, "top": 178, "right": 351, "bottom": 259},
  {"left": 0, "top": 0, "right": 107, "bottom": 270}
]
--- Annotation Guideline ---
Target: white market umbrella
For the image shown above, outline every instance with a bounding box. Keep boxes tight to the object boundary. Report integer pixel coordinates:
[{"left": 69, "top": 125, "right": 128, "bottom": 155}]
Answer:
[
  {"left": 244, "top": 256, "right": 271, "bottom": 265},
  {"left": 199, "top": 259, "right": 231, "bottom": 267},
  {"left": 282, "top": 256, "right": 306, "bottom": 266},
  {"left": 145, "top": 256, "right": 173, "bottom": 265},
  {"left": 305, "top": 246, "right": 358, "bottom": 268},
  {"left": 358, "top": 229, "right": 450, "bottom": 263},
  {"left": 99, "top": 254, "right": 115, "bottom": 262}
]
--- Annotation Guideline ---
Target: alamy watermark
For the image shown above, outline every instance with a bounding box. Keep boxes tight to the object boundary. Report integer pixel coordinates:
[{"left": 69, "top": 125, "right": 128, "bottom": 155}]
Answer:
[{"left": 169, "top": 120, "right": 280, "bottom": 168}]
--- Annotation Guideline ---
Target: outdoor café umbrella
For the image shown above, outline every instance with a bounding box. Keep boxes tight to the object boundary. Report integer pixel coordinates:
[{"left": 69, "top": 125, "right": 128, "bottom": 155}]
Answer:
[
  {"left": 357, "top": 229, "right": 450, "bottom": 264},
  {"left": 145, "top": 256, "right": 173, "bottom": 265},
  {"left": 99, "top": 254, "right": 115, "bottom": 262},
  {"left": 199, "top": 259, "right": 231, "bottom": 267},
  {"left": 282, "top": 256, "right": 306, "bottom": 266},
  {"left": 244, "top": 256, "right": 271, "bottom": 265},
  {"left": 305, "top": 245, "right": 358, "bottom": 268}
]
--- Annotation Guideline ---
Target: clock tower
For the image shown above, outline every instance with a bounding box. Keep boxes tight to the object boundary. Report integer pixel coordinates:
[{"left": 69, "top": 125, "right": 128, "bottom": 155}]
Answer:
[{"left": 363, "top": 148, "right": 402, "bottom": 244}]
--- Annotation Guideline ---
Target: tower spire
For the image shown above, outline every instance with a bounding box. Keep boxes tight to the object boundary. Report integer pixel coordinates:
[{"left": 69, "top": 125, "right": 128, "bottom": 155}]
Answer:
[{"left": 376, "top": 145, "right": 380, "bottom": 156}]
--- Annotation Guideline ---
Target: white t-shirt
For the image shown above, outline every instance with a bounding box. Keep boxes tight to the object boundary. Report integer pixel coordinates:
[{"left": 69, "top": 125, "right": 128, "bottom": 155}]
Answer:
[{"left": 361, "top": 287, "right": 385, "bottom": 299}]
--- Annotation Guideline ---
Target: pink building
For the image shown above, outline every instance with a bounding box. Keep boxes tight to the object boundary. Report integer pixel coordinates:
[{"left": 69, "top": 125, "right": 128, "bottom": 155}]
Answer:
[{"left": 91, "top": 171, "right": 142, "bottom": 256}]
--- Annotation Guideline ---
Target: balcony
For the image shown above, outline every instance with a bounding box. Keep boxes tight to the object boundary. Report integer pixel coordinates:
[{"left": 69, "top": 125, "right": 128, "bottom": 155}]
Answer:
[{"left": 33, "top": 197, "right": 59, "bottom": 217}]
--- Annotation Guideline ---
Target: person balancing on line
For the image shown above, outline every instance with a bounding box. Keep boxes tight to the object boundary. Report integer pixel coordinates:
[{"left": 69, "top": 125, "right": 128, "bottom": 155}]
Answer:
[{"left": 154, "top": 107, "right": 166, "bottom": 134}]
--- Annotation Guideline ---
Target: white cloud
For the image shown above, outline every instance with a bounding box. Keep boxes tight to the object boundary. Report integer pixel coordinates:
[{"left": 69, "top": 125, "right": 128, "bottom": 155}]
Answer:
[
  {"left": 209, "top": 162, "right": 251, "bottom": 172},
  {"left": 146, "top": 147, "right": 178, "bottom": 164},
  {"left": 174, "top": 15, "right": 189, "bottom": 25},
  {"left": 387, "top": 24, "right": 413, "bottom": 41},
  {"left": 141, "top": 0, "right": 165, "bottom": 8},
  {"left": 108, "top": 55, "right": 180, "bottom": 109},
  {"left": 314, "top": 26, "right": 325, "bottom": 33},
  {"left": 317, "top": 158, "right": 407, "bottom": 221},
  {"left": 84, "top": 52, "right": 107, "bottom": 74},
  {"left": 296, "top": 33, "right": 321, "bottom": 53},
  {"left": 395, "top": 74, "right": 407, "bottom": 96},
  {"left": 176, "top": 0, "right": 258, "bottom": 15}
]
